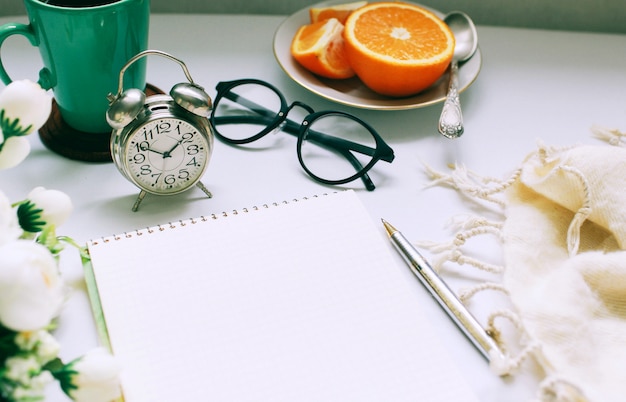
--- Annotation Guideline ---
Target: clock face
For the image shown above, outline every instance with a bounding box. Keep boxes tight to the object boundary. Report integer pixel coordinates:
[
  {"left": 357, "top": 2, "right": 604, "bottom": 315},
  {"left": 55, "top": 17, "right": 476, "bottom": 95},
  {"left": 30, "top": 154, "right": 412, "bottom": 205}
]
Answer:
[{"left": 124, "top": 117, "right": 210, "bottom": 195}]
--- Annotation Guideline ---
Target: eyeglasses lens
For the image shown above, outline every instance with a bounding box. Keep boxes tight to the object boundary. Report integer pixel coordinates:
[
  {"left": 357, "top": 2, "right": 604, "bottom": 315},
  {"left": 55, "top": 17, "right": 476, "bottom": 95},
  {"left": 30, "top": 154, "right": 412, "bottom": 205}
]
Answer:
[
  {"left": 213, "top": 83, "right": 282, "bottom": 142},
  {"left": 301, "top": 114, "right": 377, "bottom": 182}
]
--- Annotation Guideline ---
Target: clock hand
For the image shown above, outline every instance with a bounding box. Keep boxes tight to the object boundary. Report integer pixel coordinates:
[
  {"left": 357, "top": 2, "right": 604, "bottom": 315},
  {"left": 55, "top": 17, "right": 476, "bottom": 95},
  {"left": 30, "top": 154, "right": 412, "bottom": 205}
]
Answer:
[
  {"left": 139, "top": 143, "right": 168, "bottom": 157},
  {"left": 158, "top": 138, "right": 184, "bottom": 159},
  {"left": 165, "top": 137, "right": 185, "bottom": 156}
]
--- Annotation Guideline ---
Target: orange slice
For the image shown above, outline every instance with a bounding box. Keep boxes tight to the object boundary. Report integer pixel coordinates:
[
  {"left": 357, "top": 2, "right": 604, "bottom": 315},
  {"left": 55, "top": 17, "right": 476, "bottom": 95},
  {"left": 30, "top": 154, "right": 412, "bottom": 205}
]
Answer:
[
  {"left": 290, "top": 18, "right": 355, "bottom": 79},
  {"left": 343, "top": 1, "right": 455, "bottom": 97},
  {"left": 309, "top": 1, "right": 368, "bottom": 24}
]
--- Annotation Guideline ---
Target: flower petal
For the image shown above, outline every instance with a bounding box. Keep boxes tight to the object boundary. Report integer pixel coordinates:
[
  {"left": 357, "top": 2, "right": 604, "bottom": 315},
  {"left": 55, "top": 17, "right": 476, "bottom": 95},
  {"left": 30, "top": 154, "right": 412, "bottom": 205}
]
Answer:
[
  {"left": 0, "top": 136, "right": 30, "bottom": 169},
  {"left": 27, "top": 187, "right": 73, "bottom": 227},
  {"left": 65, "top": 348, "right": 122, "bottom": 402},
  {"left": 0, "top": 240, "right": 66, "bottom": 331},
  {"left": 0, "top": 80, "right": 52, "bottom": 135},
  {"left": 0, "top": 190, "right": 21, "bottom": 246}
]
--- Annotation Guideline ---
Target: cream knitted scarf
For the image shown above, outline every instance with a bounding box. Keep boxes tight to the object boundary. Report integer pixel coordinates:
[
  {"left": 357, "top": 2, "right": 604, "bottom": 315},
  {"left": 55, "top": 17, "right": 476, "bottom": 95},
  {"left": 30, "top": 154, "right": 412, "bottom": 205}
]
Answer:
[{"left": 421, "top": 127, "right": 626, "bottom": 402}]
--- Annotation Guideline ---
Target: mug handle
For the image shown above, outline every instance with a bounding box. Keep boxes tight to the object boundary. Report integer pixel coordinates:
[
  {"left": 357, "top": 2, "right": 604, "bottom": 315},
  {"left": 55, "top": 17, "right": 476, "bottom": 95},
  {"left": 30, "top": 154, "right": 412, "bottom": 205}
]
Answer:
[{"left": 0, "top": 22, "right": 54, "bottom": 89}]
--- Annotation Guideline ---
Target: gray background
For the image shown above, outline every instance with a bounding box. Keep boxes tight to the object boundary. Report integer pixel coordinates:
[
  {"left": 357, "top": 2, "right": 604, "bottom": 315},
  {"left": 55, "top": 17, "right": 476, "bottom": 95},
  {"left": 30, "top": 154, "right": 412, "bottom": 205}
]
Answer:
[{"left": 2, "top": 0, "right": 626, "bottom": 33}]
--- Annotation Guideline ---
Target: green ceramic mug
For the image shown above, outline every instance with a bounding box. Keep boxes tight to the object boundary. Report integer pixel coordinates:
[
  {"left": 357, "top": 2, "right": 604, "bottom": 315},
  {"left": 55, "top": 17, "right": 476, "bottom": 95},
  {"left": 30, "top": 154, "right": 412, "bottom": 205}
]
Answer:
[{"left": 0, "top": 0, "right": 150, "bottom": 134}]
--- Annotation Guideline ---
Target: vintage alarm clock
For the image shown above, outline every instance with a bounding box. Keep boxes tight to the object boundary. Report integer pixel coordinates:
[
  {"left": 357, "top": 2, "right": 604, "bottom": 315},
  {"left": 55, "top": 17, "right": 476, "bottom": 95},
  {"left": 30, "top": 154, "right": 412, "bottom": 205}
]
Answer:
[{"left": 106, "top": 50, "right": 214, "bottom": 211}]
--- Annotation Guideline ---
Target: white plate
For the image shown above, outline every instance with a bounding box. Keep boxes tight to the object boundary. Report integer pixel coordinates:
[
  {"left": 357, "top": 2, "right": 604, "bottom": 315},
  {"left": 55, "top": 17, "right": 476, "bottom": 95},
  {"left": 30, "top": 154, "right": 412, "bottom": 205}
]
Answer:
[{"left": 273, "top": 1, "right": 482, "bottom": 110}]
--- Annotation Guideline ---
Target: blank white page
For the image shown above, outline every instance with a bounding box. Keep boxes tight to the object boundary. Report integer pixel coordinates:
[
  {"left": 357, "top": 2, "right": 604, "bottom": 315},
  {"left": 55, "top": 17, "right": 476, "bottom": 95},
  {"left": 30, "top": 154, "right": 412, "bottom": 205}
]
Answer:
[{"left": 86, "top": 190, "right": 478, "bottom": 402}]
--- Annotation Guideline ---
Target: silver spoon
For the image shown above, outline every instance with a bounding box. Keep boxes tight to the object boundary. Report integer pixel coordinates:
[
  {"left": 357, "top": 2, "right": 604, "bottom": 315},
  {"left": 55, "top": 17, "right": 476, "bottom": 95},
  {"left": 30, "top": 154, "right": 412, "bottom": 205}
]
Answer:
[{"left": 438, "top": 11, "right": 478, "bottom": 139}]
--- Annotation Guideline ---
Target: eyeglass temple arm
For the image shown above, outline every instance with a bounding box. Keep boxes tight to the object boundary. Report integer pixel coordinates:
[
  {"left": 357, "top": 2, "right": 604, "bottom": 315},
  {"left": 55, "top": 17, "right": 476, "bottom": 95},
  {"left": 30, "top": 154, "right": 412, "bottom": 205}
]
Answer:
[
  {"left": 222, "top": 91, "right": 278, "bottom": 122},
  {"left": 221, "top": 92, "right": 392, "bottom": 162}
]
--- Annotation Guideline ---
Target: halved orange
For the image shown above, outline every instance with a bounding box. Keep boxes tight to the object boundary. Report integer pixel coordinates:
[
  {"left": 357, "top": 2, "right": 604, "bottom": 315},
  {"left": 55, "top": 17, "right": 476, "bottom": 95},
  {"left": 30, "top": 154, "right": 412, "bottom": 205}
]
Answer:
[
  {"left": 343, "top": 2, "right": 455, "bottom": 97},
  {"left": 290, "top": 18, "right": 355, "bottom": 79},
  {"left": 309, "top": 1, "right": 368, "bottom": 24}
]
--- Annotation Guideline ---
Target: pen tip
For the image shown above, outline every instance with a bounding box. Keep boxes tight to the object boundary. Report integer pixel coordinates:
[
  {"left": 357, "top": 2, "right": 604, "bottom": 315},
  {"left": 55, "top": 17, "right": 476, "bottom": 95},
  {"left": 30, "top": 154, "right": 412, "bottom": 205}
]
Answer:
[{"left": 381, "top": 219, "right": 396, "bottom": 236}]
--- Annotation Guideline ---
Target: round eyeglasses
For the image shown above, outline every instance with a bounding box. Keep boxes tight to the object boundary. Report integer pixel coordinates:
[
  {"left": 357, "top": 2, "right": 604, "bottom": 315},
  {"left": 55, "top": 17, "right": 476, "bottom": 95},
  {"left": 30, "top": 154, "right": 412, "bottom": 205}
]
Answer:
[{"left": 209, "top": 79, "right": 395, "bottom": 191}]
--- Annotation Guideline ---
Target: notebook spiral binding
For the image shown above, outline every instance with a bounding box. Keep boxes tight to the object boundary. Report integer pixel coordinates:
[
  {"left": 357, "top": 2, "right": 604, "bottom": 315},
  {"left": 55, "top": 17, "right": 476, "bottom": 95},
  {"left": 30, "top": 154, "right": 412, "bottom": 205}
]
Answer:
[{"left": 89, "top": 193, "right": 331, "bottom": 246}]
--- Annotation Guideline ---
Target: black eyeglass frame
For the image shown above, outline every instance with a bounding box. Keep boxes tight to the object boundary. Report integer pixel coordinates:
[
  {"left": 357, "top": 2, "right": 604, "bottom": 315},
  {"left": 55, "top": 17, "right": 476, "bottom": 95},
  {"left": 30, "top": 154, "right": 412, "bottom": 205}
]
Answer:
[{"left": 210, "top": 78, "right": 395, "bottom": 191}]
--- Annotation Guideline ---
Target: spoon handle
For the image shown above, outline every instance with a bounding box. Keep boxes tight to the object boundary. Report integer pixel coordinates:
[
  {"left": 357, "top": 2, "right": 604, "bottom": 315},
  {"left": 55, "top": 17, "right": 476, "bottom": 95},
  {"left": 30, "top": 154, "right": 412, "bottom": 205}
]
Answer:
[{"left": 438, "top": 60, "right": 464, "bottom": 138}]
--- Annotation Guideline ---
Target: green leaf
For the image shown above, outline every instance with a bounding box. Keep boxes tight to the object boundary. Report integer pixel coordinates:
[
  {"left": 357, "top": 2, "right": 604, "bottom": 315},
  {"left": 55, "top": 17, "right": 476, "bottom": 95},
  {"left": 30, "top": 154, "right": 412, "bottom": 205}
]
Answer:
[
  {"left": 0, "top": 109, "right": 32, "bottom": 138},
  {"left": 16, "top": 201, "right": 46, "bottom": 233},
  {"left": 45, "top": 359, "right": 78, "bottom": 397},
  {"left": 42, "top": 357, "right": 64, "bottom": 373},
  {"left": 0, "top": 325, "right": 19, "bottom": 366}
]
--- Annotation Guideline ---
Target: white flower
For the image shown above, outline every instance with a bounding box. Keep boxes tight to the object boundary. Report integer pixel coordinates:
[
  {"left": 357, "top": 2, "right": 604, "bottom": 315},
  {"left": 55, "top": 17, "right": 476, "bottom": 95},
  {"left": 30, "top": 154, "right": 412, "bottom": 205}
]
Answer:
[
  {"left": 0, "top": 136, "right": 31, "bottom": 169},
  {"left": 63, "top": 348, "right": 122, "bottom": 402},
  {"left": 15, "top": 329, "right": 61, "bottom": 365},
  {"left": 4, "top": 355, "right": 41, "bottom": 384},
  {"left": 9, "top": 370, "right": 53, "bottom": 402},
  {"left": 0, "top": 240, "right": 65, "bottom": 331},
  {"left": 27, "top": 187, "right": 73, "bottom": 228},
  {"left": 0, "top": 79, "right": 51, "bottom": 136},
  {"left": 0, "top": 190, "right": 21, "bottom": 246}
]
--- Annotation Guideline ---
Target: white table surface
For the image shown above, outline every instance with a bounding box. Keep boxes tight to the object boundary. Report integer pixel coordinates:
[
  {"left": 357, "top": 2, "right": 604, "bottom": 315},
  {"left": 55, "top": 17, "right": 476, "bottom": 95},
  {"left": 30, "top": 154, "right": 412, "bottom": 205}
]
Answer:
[{"left": 1, "top": 12, "right": 625, "bottom": 402}]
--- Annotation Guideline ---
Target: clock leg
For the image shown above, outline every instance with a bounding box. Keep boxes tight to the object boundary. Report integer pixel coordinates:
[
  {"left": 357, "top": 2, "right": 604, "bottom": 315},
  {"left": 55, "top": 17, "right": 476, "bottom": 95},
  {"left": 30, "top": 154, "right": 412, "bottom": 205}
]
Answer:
[
  {"left": 132, "top": 190, "right": 147, "bottom": 212},
  {"left": 196, "top": 181, "right": 213, "bottom": 199}
]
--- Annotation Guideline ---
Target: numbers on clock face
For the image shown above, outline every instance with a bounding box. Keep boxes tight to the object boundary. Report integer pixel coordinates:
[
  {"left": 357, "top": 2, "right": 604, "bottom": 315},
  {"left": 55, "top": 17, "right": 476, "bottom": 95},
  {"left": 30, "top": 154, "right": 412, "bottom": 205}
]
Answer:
[{"left": 125, "top": 118, "right": 209, "bottom": 194}]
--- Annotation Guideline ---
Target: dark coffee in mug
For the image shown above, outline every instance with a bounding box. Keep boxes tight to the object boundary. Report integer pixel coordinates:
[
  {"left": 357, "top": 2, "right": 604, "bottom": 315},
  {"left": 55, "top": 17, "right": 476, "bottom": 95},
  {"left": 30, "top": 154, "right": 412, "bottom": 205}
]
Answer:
[{"left": 41, "top": 0, "right": 121, "bottom": 7}]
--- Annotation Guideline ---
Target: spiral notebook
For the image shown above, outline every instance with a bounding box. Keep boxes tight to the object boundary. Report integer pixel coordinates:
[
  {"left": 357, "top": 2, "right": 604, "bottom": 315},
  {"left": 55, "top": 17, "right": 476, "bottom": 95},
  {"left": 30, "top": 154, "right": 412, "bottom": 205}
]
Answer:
[{"left": 84, "top": 190, "right": 478, "bottom": 402}]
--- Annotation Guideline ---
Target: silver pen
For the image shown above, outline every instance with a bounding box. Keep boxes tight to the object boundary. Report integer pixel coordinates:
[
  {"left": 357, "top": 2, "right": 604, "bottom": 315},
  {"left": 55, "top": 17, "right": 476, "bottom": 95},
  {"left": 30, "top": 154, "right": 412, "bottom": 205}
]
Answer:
[{"left": 382, "top": 219, "right": 505, "bottom": 363}]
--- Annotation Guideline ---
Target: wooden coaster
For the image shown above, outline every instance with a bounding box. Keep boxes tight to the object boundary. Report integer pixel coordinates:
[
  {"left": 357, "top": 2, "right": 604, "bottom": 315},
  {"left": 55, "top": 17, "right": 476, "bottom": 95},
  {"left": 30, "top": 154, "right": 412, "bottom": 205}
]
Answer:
[{"left": 38, "top": 83, "right": 163, "bottom": 162}]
